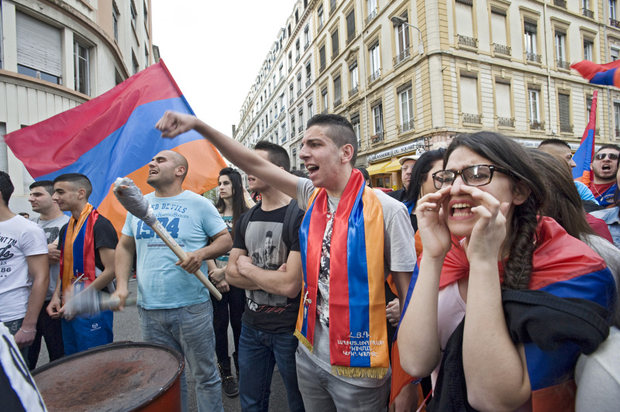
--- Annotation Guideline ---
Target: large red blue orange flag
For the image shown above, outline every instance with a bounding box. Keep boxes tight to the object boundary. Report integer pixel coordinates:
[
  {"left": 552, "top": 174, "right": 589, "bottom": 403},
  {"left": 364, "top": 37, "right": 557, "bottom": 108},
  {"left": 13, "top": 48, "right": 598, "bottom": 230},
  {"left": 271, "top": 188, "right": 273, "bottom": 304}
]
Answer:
[
  {"left": 571, "top": 90, "right": 598, "bottom": 185},
  {"left": 4, "top": 60, "right": 226, "bottom": 232},
  {"left": 572, "top": 59, "right": 620, "bottom": 87}
]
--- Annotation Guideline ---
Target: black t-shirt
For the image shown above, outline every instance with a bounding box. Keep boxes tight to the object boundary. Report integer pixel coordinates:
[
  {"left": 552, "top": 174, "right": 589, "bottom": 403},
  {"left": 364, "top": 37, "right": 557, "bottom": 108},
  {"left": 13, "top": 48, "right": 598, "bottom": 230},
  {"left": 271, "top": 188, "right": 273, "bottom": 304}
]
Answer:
[
  {"left": 59, "top": 214, "right": 118, "bottom": 272},
  {"left": 233, "top": 202, "right": 304, "bottom": 333}
]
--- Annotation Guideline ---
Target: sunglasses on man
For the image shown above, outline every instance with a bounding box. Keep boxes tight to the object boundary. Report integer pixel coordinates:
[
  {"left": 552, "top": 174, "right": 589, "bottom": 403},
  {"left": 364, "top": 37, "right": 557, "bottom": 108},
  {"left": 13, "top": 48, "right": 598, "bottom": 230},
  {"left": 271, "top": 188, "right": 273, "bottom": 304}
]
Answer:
[{"left": 594, "top": 153, "right": 620, "bottom": 161}]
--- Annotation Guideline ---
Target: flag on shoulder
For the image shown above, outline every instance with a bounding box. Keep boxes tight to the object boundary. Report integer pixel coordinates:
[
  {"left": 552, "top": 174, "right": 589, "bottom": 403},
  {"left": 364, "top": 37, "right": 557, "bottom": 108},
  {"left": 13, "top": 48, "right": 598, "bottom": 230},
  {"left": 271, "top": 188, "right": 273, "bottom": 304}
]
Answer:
[{"left": 5, "top": 60, "right": 226, "bottom": 232}]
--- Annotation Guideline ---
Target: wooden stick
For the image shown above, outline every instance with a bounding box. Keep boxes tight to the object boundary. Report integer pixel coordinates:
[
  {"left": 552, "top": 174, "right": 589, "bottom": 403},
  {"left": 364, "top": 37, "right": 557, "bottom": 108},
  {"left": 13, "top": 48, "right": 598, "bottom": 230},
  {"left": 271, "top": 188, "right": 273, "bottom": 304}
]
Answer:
[{"left": 151, "top": 220, "right": 222, "bottom": 301}]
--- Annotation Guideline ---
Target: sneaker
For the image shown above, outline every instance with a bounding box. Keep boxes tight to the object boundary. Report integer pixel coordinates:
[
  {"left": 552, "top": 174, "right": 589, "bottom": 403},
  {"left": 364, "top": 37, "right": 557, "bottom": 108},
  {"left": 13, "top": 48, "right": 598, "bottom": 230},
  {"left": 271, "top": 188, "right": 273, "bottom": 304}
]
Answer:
[{"left": 222, "top": 375, "right": 239, "bottom": 397}]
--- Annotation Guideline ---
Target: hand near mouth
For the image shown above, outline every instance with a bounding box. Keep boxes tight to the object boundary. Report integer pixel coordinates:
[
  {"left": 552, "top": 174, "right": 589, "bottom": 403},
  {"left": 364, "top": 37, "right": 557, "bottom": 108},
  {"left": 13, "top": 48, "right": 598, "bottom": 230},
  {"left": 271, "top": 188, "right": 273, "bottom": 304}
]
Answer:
[
  {"left": 459, "top": 185, "right": 511, "bottom": 263},
  {"left": 415, "top": 186, "right": 452, "bottom": 259}
]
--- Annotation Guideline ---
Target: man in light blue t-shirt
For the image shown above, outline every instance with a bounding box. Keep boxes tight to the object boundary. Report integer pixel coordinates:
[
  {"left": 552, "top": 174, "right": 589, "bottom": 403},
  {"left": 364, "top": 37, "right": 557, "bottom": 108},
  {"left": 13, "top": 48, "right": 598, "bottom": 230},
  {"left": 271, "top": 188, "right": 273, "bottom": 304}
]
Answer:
[{"left": 113, "top": 150, "right": 232, "bottom": 412}]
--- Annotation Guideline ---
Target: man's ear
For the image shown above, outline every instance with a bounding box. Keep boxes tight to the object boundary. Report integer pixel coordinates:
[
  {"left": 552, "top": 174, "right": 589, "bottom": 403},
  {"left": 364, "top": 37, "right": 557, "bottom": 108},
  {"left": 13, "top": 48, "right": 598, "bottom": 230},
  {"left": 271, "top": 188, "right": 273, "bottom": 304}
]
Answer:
[
  {"left": 341, "top": 144, "right": 354, "bottom": 165},
  {"left": 77, "top": 188, "right": 87, "bottom": 200},
  {"left": 175, "top": 166, "right": 187, "bottom": 178}
]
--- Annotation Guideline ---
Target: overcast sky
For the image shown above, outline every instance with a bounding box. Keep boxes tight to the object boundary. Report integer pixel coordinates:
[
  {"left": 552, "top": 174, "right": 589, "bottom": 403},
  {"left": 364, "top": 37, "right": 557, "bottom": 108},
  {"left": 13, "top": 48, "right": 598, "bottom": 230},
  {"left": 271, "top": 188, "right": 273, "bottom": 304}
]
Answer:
[{"left": 152, "top": 0, "right": 295, "bottom": 136}]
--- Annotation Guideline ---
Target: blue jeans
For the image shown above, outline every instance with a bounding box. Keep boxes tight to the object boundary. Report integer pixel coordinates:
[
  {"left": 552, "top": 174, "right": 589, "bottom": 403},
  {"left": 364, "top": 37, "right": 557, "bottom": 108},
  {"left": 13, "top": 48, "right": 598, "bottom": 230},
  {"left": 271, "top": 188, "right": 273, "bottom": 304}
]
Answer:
[
  {"left": 4, "top": 318, "right": 29, "bottom": 365},
  {"left": 138, "top": 301, "right": 224, "bottom": 412},
  {"left": 238, "top": 324, "right": 305, "bottom": 412}
]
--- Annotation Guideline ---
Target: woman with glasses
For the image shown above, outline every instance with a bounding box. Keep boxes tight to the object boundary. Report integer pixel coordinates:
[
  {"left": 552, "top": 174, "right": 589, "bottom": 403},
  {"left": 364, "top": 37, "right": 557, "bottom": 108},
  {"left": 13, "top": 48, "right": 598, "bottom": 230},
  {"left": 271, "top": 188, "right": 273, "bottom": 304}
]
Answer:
[{"left": 398, "top": 132, "right": 615, "bottom": 411}]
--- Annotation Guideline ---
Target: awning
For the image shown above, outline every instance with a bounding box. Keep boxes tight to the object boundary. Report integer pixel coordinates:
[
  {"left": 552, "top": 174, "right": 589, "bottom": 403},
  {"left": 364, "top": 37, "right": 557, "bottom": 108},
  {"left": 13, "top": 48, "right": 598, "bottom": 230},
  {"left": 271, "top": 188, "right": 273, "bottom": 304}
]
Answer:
[
  {"left": 366, "top": 160, "right": 390, "bottom": 175},
  {"left": 384, "top": 159, "right": 402, "bottom": 173}
]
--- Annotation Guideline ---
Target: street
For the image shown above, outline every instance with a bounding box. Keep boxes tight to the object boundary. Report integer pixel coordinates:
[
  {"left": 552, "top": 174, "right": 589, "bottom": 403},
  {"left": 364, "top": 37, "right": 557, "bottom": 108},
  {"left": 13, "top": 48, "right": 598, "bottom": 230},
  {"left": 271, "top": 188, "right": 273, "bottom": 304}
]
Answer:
[{"left": 35, "top": 279, "right": 290, "bottom": 412}]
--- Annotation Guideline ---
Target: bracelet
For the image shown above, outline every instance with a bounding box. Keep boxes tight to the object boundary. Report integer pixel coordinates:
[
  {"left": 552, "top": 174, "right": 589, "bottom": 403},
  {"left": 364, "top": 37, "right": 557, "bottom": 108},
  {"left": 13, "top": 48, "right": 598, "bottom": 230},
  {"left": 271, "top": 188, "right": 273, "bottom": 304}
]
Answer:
[{"left": 19, "top": 328, "right": 36, "bottom": 334}]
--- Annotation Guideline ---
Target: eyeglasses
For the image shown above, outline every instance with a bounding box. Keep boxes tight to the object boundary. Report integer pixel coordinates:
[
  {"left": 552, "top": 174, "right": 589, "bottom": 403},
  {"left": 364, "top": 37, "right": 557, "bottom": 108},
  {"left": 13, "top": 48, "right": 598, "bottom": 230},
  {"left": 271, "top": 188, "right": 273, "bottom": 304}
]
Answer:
[
  {"left": 594, "top": 153, "right": 619, "bottom": 161},
  {"left": 432, "top": 164, "right": 515, "bottom": 190}
]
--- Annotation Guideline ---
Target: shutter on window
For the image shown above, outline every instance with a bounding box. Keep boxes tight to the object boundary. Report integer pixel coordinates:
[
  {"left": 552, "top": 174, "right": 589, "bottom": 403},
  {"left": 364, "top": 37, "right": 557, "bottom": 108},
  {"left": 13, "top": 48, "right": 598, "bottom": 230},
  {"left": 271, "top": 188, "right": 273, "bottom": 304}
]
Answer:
[
  {"left": 460, "top": 77, "right": 479, "bottom": 114},
  {"left": 496, "top": 83, "right": 512, "bottom": 118},
  {"left": 16, "top": 12, "right": 62, "bottom": 77},
  {"left": 559, "top": 94, "right": 570, "bottom": 126},
  {"left": 347, "top": 12, "right": 355, "bottom": 39}
]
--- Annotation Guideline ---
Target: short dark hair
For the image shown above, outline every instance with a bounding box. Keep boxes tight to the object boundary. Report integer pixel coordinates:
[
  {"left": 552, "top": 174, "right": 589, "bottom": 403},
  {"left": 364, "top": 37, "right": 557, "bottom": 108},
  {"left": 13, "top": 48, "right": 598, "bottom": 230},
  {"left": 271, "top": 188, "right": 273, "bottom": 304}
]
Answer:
[
  {"left": 0, "top": 172, "right": 14, "bottom": 206},
  {"left": 306, "top": 114, "right": 357, "bottom": 166},
  {"left": 53, "top": 173, "right": 93, "bottom": 199},
  {"left": 255, "top": 141, "right": 291, "bottom": 171},
  {"left": 596, "top": 144, "right": 620, "bottom": 154},
  {"left": 404, "top": 149, "right": 446, "bottom": 204},
  {"left": 538, "top": 138, "right": 571, "bottom": 150},
  {"left": 30, "top": 180, "right": 55, "bottom": 196},
  {"left": 356, "top": 167, "right": 371, "bottom": 185}
]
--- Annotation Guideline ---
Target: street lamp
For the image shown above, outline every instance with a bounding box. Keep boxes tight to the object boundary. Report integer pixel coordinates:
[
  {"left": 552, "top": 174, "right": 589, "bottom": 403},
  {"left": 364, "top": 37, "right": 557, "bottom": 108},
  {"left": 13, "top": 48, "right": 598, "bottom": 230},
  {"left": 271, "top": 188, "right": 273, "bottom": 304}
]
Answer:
[{"left": 390, "top": 16, "right": 424, "bottom": 55}]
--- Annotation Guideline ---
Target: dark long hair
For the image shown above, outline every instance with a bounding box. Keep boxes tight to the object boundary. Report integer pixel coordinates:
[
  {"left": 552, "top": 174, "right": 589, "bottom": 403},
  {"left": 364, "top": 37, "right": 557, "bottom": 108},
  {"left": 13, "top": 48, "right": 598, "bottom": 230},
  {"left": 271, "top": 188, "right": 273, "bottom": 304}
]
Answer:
[
  {"left": 215, "top": 168, "right": 248, "bottom": 240},
  {"left": 529, "top": 150, "right": 597, "bottom": 239},
  {"left": 445, "top": 132, "right": 547, "bottom": 290},
  {"left": 404, "top": 149, "right": 446, "bottom": 205}
]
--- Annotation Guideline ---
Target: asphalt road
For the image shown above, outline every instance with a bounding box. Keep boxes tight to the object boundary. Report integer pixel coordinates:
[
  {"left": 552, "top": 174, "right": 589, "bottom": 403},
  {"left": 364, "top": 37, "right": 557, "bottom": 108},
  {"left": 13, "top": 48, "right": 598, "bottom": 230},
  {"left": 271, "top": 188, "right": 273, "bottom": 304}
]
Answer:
[{"left": 35, "top": 279, "right": 290, "bottom": 412}]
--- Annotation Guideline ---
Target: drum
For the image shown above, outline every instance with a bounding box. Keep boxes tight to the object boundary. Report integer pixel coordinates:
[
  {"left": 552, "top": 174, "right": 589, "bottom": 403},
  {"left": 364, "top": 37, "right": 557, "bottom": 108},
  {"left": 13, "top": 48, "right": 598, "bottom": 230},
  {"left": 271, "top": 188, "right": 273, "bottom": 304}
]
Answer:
[{"left": 32, "top": 342, "right": 184, "bottom": 412}]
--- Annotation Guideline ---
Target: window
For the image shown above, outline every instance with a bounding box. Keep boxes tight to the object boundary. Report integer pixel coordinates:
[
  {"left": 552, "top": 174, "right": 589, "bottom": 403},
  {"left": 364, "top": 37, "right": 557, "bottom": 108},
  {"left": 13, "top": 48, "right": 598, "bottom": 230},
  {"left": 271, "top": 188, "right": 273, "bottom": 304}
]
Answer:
[
  {"left": 558, "top": 93, "right": 572, "bottom": 133},
  {"left": 399, "top": 87, "right": 414, "bottom": 132},
  {"left": 394, "top": 14, "right": 411, "bottom": 64},
  {"left": 279, "top": 64, "right": 283, "bottom": 80},
  {"left": 584, "top": 39, "right": 594, "bottom": 61},
  {"left": 491, "top": 8, "right": 509, "bottom": 55},
  {"left": 318, "top": 5, "right": 324, "bottom": 30},
  {"left": 367, "top": 0, "right": 378, "bottom": 19},
  {"left": 612, "top": 48, "right": 620, "bottom": 62},
  {"left": 298, "top": 107, "right": 304, "bottom": 133},
  {"left": 334, "top": 76, "right": 342, "bottom": 106},
  {"left": 455, "top": 0, "right": 475, "bottom": 47},
  {"left": 130, "top": 1, "right": 137, "bottom": 28},
  {"left": 614, "top": 103, "right": 620, "bottom": 137},
  {"left": 16, "top": 12, "right": 62, "bottom": 84},
  {"left": 289, "top": 83, "right": 294, "bottom": 103},
  {"left": 582, "top": 0, "right": 593, "bottom": 17},
  {"left": 306, "top": 62, "right": 312, "bottom": 85},
  {"left": 291, "top": 115, "right": 296, "bottom": 138},
  {"left": 331, "top": 30, "right": 339, "bottom": 58},
  {"left": 612, "top": 0, "right": 619, "bottom": 25},
  {"left": 349, "top": 62, "right": 359, "bottom": 94},
  {"left": 372, "top": 103, "right": 383, "bottom": 135},
  {"left": 281, "top": 122, "right": 287, "bottom": 143},
  {"left": 297, "top": 73, "right": 302, "bottom": 94},
  {"left": 308, "top": 99, "right": 314, "bottom": 118},
  {"left": 555, "top": 30, "right": 567, "bottom": 68},
  {"left": 143, "top": 1, "right": 148, "bottom": 31},
  {"left": 524, "top": 22, "right": 539, "bottom": 62},
  {"left": 296, "top": 39, "right": 300, "bottom": 60},
  {"left": 346, "top": 10, "right": 356, "bottom": 43},
  {"left": 145, "top": 44, "right": 149, "bottom": 66},
  {"left": 304, "top": 25, "right": 310, "bottom": 48},
  {"left": 587, "top": 97, "right": 593, "bottom": 120},
  {"left": 288, "top": 52, "right": 293, "bottom": 71},
  {"left": 74, "top": 41, "right": 90, "bottom": 95},
  {"left": 495, "top": 82, "right": 512, "bottom": 127},
  {"left": 460, "top": 74, "right": 480, "bottom": 123},
  {"left": 113, "top": 2, "right": 120, "bottom": 42},
  {"left": 369, "top": 42, "right": 381, "bottom": 82},
  {"left": 319, "top": 45, "right": 326, "bottom": 72},
  {"left": 295, "top": 9, "right": 299, "bottom": 24},
  {"left": 321, "top": 87, "right": 328, "bottom": 113},
  {"left": 331, "top": 0, "right": 337, "bottom": 14},
  {"left": 351, "top": 114, "right": 361, "bottom": 148}
]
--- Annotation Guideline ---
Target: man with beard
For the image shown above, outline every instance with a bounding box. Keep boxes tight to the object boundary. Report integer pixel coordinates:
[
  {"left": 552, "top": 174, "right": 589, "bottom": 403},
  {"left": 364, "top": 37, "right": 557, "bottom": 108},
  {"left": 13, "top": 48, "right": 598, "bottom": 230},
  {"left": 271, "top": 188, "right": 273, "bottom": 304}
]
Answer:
[{"left": 590, "top": 144, "right": 620, "bottom": 207}]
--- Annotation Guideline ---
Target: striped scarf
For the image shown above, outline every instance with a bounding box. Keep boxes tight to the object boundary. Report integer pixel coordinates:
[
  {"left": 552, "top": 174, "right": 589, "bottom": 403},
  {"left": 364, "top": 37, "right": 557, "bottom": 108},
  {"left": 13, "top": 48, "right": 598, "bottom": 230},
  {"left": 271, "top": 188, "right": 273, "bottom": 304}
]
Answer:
[
  {"left": 295, "top": 169, "right": 389, "bottom": 378},
  {"left": 60, "top": 203, "right": 98, "bottom": 299}
]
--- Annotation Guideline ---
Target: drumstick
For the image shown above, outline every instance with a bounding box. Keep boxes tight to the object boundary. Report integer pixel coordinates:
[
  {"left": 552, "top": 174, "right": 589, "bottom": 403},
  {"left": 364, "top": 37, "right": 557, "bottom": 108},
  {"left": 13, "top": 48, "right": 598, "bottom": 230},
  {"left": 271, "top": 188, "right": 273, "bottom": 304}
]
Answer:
[
  {"left": 64, "top": 288, "right": 138, "bottom": 318},
  {"left": 113, "top": 177, "right": 222, "bottom": 300}
]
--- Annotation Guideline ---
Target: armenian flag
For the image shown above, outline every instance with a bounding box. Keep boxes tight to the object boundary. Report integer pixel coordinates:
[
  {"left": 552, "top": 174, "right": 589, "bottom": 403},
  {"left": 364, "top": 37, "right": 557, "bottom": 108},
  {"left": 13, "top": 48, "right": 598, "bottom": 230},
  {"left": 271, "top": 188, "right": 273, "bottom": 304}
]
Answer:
[
  {"left": 571, "top": 90, "right": 598, "bottom": 185},
  {"left": 572, "top": 59, "right": 620, "bottom": 87},
  {"left": 4, "top": 61, "right": 226, "bottom": 232}
]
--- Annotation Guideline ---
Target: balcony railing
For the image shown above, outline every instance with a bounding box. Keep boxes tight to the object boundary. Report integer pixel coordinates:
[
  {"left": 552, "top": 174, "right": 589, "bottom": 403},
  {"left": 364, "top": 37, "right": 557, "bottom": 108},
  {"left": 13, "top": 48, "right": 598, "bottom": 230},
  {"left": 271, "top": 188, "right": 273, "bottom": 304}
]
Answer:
[
  {"left": 298, "top": 126, "right": 304, "bottom": 134},
  {"left": 289, "top": 98, "right": 294, "bottom": 105},
  {"left": 398, "top": 119, "right": 415, "bottom": 134},
  {"left": 530, "top": 120, "right": 545, "bottom": 130},
  {"left": 368, "top": 69, "right": 381, "bottom": 84},
  {"left": 498, "top": 117, "right": 515, "bottom": 127},
  {"left": 526, "top": 51, "right": 542, "bottom": 63},
  {"left": 281, "top": 136, "right": 287, "bottom": 144},
  {"left": 291, "top": 132, "right": 296, "bottom": 139},
  {"left": 393, "top": 47, "right": 412, "bottom": 67},
  {"left": 553, "top": 0, "right": 566, "bottom": 8},
  {"left": 365, "top": 8, "right": 378, "bottom": 26},
  {"left": 334, "top": 97, "right": 342, "bottom": 108},
  {"left": 494, "top": 43, "right": 511, "bottom": 56},
  {"left": 560, "top": 123, "right": 574, "bottom": 133},
  {"left": 371, "top": 130, "right": 384, "bottom": 144},
  {"left": 557, "top": 59, "right": 570, "bottom": 70},
  {"left": 306, "top": 78, "right": 312, "bottom": 87},
  {"left": 297, "top": 90, "right": 302, "bottom": 97},
  {"left": 582, "top": 8, "right": 594, "bottom": 19},
  {"left": 349, "top": 86, "right": 359, "bottom": 97},
  {"left": 463, "top": 113, "right": 482, "bottom": 124},
  {"left": 320, "top": 63, "right": 326, "bottom": 73},
  {"left": 611, "top": 18, "right": 620, "bottom": 29},
  {"left": 458, "top": 35, "right": 478, "bottom": 48}
]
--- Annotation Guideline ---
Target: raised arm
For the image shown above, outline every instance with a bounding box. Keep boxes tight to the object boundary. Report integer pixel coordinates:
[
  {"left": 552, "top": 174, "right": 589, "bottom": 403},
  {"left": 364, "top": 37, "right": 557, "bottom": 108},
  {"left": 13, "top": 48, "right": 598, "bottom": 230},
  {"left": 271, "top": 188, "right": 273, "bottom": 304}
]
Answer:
[
  {"left": 112, "top": 234, "right": 136, "bottom": 309},
  {"left": 156, "top": 111, "right": 299, "bottom": 199}
]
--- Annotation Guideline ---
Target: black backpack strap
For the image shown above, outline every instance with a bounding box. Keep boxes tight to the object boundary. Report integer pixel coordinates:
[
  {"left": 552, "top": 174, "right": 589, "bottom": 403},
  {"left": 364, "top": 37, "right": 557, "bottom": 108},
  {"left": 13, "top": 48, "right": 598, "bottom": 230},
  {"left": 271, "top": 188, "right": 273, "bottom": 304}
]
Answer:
[
  {"left": 239, "top": 202, "right": 261, "bottom": 241},
  {"left": 282, "top": 199, "right": 300, "bottom": 257}
]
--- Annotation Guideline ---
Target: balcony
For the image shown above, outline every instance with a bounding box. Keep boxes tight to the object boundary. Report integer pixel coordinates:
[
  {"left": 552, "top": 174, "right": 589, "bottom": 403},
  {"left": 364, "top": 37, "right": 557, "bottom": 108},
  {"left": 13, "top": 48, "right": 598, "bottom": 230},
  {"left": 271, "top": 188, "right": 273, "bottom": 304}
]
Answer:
[
  {"left": 493, "top": 43, "right": 511, "bottom": 56},
  {"left": 398, "top": 119, "right": 415, "bottom": 134},
  {"left": 298, "top": 126, "right": 304, "bottom": 134},
  {"left": 349, "top": 86, "right": 359, "bottom": 97},
  {"left": 393, "top": 47, "right": 412, "bottom": 67},
  {"left": 304, "top": 42, "right": 309, "bottom": 51},
  {"left": 498, "top": 117, "right": 515, "bottom": 128},
  {"left": 560, "top": 123, "right": 574, "bottom": 133},
  {"left": 582, "top": 8, "right": 594, "bottom": 19},
  {"left": 530, "top": 120, "right": 545, "bottom": 130},
  {"left": 306, "top": 78, "right": 312, "bottom": 87},
  {"left": 463, "top": 113, "right": 482, "bottom": 124},
  {"left": 458, "top": 35, "right": 478, "bottom": 49},
  {"left": 319, "top": 63, "right": 326, "bottom": 73},
  {"left": 371, "top": 130, "right": 384, "bottom": 144},
  {"left": 553, "top": 0, "right": 566, "bottom": 8},
  {"left": 526, "top": 51, "right": 542, "bottom": 63},
  {"left": 365, "top": 8, "right": 378, "bottom": 26},
  {"left": 557, "top": 59, "right": 570, "bottom": 70},
  {"left": 334, "top": 97, "right": 342, "bottom": 108},
  {"left": 368, "top": 69, "right": 381, "bottom": 84},
  {"left": 611, "top": 18, "right": 620, "bottom": 29}
]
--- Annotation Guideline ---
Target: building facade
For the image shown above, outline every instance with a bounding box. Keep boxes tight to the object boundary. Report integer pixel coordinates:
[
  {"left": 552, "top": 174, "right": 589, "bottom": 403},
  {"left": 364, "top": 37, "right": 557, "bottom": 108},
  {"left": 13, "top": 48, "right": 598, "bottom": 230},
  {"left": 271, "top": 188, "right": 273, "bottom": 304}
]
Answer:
[
  {"left": 0, "top": 0, "right": 153, "bottom": 212},
  {"left": 236, "top": 0, "right": 619, "bottom": 190}
]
